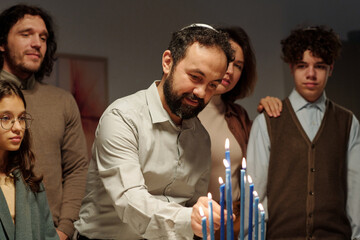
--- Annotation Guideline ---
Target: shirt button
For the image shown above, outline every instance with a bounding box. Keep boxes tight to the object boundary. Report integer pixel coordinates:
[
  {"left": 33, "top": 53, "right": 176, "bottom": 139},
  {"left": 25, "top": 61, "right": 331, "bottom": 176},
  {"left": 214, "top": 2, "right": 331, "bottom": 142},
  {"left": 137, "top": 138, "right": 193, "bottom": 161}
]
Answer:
[
  {"left": 308, "top": 213, "right": 313, "bottom": 218},
  {"left": 310, "top": 168, "right": 315, "bottom": 172},
  {"left": 309, "top": 191, "right": 314, "bottom": 196},
  {"left": 311, "top": 144, "right": 315, "bottom": 149}
]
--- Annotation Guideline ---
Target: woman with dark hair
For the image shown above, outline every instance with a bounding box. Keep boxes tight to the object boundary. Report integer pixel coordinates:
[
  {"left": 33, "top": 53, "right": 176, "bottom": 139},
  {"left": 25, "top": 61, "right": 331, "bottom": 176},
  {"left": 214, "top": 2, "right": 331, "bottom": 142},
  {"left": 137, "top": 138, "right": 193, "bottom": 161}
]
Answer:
[
  {"left": 0, "top": 80, "right": 58, "bottom": 240},
  {"left": 198, "top": 26, "right": 280, "bottom": 238}
]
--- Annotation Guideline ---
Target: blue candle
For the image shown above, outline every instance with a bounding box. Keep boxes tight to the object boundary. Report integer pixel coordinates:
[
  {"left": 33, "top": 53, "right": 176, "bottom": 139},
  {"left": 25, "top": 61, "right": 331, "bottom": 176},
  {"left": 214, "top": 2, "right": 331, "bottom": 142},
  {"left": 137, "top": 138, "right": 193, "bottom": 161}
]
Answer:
[
  {"left": 248, "top": 176, "right": 254, "bottom": 240},
  {"left": 223, "top": 159, "right": 233, "bottom": 240},
  {"left": 253, "top": 191, "right": 259, "bottom": 240},
  {"left": 219, "top": 177, "right": 225, "bottom": 240},
  {"left": 240, "top": 158, "right": 246, "bottom": 240},
  {"left": 225, "top": 138, "right": 230, "bottom": 163},
  {"left": 199, "top": 207, "right": 207, "bottom": 240},
  {"left": 208, "top": 193, "right": 215, "bottom": 240},
  {"left": 225, "top": 139, "right": 233, "bottom": 239},
  {"left": 259, "top": 204, "right": 265, "bottom": 240}
]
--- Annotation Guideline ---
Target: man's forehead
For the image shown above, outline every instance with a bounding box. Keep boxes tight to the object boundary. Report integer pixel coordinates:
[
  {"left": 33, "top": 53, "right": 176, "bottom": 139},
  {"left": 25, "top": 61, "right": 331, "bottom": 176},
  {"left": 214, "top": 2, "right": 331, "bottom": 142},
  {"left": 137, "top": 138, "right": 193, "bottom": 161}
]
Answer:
[{"left": 13, "top": 14, "right": 47, "bottom": 31}]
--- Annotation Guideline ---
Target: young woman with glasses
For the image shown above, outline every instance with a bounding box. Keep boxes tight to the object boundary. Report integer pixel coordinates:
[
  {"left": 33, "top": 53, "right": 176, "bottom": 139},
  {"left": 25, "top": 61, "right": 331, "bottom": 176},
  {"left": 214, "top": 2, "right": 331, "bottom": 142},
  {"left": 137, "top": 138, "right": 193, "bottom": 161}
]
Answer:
[{"left": 0, "top": 80, "right": 59, "bottom": 240}]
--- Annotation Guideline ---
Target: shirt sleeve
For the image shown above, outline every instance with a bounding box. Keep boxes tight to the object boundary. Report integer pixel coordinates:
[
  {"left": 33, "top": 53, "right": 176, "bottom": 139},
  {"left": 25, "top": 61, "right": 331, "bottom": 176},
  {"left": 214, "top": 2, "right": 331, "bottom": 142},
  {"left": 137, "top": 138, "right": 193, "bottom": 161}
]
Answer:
[
  {"left": 346, "top": 115, "right": 360, "bottom": 239},
  {"left": 94, "top": 109, "right": 194, "bottom": 239},
  {"left": 246, "top": 113, "right": 270, "bottom": 223},
  {"left": 58, "top": 95, "right": 89, "bottom": 237}
]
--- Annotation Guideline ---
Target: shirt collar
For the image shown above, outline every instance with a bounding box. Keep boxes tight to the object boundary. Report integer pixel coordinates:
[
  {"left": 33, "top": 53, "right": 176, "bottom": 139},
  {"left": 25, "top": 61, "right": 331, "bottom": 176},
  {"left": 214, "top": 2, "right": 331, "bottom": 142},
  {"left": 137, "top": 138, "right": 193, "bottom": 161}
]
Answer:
[
  {"left": 146, "top": 81, "right": 169, "bottom": 124},
  {"left": 289, "top": 89, "right": 327, "bottom": 113},
  {"left": 146, "top": 81, "right": 196, "bottom": 130},
  {"left": 0, "top": 70, "right": 36, "bottom": 90}
]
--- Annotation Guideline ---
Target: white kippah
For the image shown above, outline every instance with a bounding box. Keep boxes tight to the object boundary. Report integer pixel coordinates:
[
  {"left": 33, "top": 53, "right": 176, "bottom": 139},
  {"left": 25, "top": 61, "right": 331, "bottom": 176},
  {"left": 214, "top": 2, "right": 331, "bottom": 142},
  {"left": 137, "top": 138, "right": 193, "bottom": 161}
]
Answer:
[{"left": 181, "top": 23, "right": 218, "bottom": 32}]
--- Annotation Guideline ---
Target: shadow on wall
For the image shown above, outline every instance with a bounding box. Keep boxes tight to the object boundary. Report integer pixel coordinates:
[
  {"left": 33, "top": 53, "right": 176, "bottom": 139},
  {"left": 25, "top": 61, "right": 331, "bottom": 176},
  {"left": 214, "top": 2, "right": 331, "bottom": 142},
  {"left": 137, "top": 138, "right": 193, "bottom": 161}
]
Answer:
[{"left": 327, "top": 30, "right": 360, "bottom": 120}]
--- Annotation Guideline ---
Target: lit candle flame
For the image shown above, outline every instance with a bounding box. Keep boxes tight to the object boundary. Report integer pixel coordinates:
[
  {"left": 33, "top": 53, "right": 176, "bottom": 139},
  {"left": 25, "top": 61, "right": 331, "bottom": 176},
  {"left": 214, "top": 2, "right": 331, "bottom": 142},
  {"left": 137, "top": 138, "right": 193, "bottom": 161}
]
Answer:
[
  {"left": 253, "top": 191, "right": 258, "bottom": 197},
  {"left": 199, "top": 206, "right": 205, "bottom": 217},
  {"left": 223, "top": 159, "right": 230, "bottom": 168},
  {"left": 248, "top": 175, "right": 253, "bottom": 184},
  {"left": 208, "top": 192, "right": 212, "bottom": 200},
  {"left": 219, "top": 177, "right": 224, "bottom": 185},
  {"left": 258, "top": 203, "right": 264, "bottom": 211},
  {"left": 225, "top": 138, "right": 230, "bottom": 150},
  {"left": 242, "top": 157, "right": 247, "bottom": 169}
]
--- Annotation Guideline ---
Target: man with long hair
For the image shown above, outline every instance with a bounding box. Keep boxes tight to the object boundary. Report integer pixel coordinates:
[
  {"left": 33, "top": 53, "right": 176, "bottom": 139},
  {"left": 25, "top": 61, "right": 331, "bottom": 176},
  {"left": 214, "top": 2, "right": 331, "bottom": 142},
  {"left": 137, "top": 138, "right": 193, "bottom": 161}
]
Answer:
[{"left": 0, "top": 4, "right": 88, "bottom": 240}]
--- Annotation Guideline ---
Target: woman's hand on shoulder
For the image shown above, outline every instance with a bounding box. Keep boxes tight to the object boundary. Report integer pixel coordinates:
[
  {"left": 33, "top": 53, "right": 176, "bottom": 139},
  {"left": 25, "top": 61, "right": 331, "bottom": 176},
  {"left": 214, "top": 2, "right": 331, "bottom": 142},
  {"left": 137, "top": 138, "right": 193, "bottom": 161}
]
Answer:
[
  {"left": 257, "top": 96, "right": 282, "bottom": 117},
  {"left": 56, "top": 229, "right": 69, "bottom": 240}
]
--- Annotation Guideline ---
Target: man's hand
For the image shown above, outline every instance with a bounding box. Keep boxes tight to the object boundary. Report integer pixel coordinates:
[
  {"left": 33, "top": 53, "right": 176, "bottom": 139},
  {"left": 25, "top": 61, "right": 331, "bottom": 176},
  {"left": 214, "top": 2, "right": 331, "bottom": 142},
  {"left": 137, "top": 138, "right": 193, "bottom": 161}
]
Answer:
[
  {"left": 257, "top": 96, "right": 282, "bottom": 117},
  {"left": 191, "top": 196, "right": 234, "bottom": 238},
  {"left": 56, "top": 229, "right": 69, "bottom": 240}
]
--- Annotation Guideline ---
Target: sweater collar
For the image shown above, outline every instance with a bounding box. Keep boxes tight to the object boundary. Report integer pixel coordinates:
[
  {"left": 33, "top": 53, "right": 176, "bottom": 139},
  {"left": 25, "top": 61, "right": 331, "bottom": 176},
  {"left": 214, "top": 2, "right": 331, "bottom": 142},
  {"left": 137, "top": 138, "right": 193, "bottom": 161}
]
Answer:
[{"left": 0, "top": 70, "right": 36, "bottom": 90}]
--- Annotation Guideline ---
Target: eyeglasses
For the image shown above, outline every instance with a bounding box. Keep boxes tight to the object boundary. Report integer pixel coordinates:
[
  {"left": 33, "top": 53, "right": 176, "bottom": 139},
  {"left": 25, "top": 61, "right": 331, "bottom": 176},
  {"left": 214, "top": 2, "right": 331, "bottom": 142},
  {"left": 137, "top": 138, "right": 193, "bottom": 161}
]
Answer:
[{"left": 0, "top": 113, "right": 33, "bottom": 130}]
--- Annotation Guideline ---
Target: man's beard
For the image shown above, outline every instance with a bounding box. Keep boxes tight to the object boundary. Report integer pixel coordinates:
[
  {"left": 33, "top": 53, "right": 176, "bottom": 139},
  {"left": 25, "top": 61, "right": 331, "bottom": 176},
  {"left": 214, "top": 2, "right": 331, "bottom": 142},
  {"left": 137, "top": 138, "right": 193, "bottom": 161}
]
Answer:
[
  {"left": 163, "top": 72, "right": 206, "bottom": 120},
  {"left": 3, "top": 45, "right": 43, "bottom": 76}
]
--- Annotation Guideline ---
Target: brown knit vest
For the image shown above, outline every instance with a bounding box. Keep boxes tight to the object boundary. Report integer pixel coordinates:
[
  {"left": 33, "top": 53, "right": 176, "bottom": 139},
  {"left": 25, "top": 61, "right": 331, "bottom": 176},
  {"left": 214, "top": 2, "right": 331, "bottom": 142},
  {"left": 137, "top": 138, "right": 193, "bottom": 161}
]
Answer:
[{"left": 265, "top": 98, "right": 352, "bottom": 240}]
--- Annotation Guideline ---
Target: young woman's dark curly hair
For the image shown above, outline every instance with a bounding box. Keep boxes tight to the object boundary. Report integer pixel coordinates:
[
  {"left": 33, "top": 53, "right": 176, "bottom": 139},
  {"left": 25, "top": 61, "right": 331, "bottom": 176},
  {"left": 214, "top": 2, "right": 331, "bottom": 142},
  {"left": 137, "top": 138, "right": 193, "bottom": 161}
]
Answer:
[
  {"left": 0, "top": 80, "right": 42, "bottom": 192},
  {"left": 281, "top": 25, "right": 342, "bottom": 65},
  {"left": 217, "top": 27, "right": 257, "bottom": 102},
  {"left": 0, "top": 4, "right": 57, "bottom": 81}
]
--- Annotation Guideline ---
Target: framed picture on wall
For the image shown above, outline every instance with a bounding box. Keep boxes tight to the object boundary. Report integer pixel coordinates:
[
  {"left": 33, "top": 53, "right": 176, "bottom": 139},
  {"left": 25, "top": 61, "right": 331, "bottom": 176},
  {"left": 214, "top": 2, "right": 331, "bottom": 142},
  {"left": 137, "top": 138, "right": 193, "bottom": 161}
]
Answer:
[{"left": 44, "top": 54, "right": 108, "bottom": 158}]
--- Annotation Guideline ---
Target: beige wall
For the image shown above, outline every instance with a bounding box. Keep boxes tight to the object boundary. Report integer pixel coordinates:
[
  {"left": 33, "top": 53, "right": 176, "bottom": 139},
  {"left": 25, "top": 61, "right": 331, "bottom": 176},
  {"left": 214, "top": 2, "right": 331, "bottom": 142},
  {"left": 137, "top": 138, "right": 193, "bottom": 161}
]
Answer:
[{"left": 1, "top": 0, "right": 359, "bottom": 119}]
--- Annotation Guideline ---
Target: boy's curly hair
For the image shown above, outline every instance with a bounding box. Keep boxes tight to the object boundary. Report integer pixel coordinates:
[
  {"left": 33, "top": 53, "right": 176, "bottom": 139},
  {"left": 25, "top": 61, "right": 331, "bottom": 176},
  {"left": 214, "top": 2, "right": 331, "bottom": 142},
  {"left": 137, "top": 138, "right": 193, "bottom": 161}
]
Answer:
[{"left": 281, "top": 25, "right": 341, "bottom": 65}]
